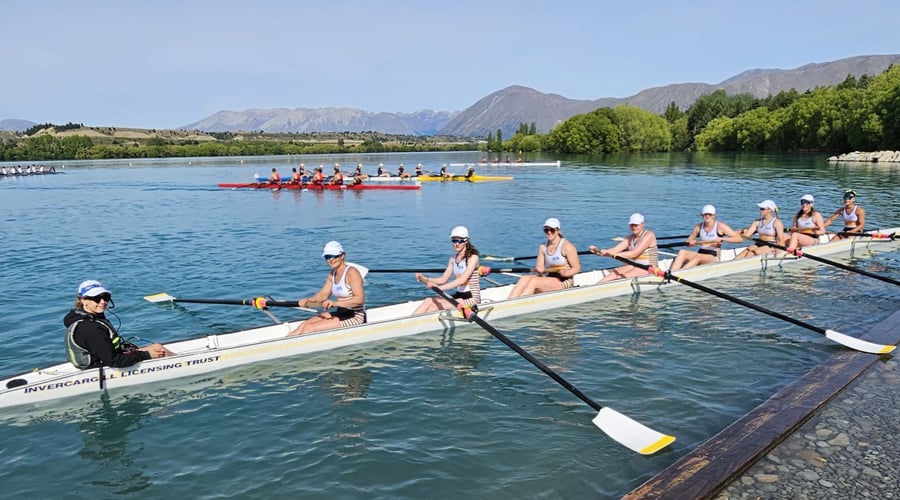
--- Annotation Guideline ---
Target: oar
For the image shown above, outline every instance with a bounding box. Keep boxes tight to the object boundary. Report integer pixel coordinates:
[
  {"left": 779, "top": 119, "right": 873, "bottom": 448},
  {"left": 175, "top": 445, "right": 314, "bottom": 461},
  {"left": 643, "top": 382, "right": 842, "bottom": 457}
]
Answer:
[
  {"left": 604, "top": 255, "right": 895, "bottom": 354},
  {"left": 838, "top": 230, "right": 897, "bottom": 240},
  {"left": 612, "top": 234, "right": 690, "bottom": 242},
  {"left": 143, "top": 292, "right": 318, "bottom": 312},
  {"left": 366, "top": 266, "right": 534, "bottom": 274},
  {"left": 485, "top": 242, "right": 689, "bottom": 262},
  {"left": 424, "top": 283, "right": 676, "bottom": 455},
  {"left": 751, "top": 239, "right": 900, "bottom": 287}
]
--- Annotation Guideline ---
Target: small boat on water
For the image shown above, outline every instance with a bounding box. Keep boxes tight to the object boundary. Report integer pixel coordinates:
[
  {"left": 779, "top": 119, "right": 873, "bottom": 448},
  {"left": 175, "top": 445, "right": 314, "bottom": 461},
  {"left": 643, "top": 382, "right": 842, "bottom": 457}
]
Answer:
[
  {"left": 1, "top": 229, "right": 897, "bottom": 411},
  {"left": 449, "top": 161, "right": 561, "bottom": 167},
  {"left": 416, "top": 174, "right": 513, "bottom": 182}
]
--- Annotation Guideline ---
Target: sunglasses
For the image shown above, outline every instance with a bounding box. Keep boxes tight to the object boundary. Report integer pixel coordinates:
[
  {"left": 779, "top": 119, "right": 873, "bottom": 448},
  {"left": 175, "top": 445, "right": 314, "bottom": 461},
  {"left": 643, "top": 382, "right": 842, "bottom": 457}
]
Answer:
[
  {"left": 800, "top": 200, "right": 812, "bottom": 205},
  {"left": 843, "top": 195, "right": 855, "bottom": 200},
  {"left": 451, "top": 238, "right": 467, "bottom": 244},
  {"left": 84, "top": 293, "right": 112, "bottom": 302},
  {"left": 323, "top": 254, "right": 342, "bottom": 261},
  {"left": 543, "top": 227, "right": 558, "bottom": 233}
]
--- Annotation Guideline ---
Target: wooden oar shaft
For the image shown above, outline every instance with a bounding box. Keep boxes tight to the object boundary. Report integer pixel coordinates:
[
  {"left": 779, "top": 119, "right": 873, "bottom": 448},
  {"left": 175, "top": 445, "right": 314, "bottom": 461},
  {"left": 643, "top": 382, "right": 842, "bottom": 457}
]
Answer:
[
  {"left": 427, "top": 286, "right": 602, "bottom": 411},
  {"left": 754, "top": 239, "right": 900, "bottom": 287}
]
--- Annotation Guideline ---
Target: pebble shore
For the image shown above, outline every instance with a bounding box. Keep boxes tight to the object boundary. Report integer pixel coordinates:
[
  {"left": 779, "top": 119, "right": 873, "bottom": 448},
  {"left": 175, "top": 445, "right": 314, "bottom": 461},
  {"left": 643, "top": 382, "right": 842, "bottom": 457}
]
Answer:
[
  {"left": 717, "top": 358, "right": 899, "bottom": 499},
  {"left": 827, "top": 150, "right": 900, "bottom": 163}
]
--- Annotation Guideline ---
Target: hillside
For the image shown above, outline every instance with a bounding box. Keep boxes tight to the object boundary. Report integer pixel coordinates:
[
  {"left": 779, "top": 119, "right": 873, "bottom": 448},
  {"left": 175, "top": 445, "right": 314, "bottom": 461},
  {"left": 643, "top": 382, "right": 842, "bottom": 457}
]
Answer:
[{"left": 440, "top": 54, "right": 900, "bottom": 137}]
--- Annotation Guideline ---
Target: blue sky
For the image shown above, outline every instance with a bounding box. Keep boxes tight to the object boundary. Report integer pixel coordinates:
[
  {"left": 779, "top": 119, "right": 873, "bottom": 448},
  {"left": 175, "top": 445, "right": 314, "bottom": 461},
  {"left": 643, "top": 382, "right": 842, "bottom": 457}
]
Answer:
[{"left": 3, "top": 0, "right": 897, "bottom": 129}]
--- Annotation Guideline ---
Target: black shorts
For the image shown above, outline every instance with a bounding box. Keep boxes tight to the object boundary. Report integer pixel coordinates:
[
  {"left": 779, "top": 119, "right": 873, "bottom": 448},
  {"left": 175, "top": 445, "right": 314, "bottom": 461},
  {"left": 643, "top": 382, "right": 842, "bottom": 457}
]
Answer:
[
  {"left": 333, "top": 307, "right": 359, "bottom": 321},
  {"left": 698, "top": 248, "right": 718, "bottom": 257},
  {"left": 451, "top": 291, "right": 473, "bottom": 300}
]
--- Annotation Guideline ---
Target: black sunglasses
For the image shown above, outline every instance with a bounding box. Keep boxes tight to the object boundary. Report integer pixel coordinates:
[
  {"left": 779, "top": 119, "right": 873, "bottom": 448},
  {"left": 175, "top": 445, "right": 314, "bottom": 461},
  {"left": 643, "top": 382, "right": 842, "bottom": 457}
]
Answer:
[
  {"left": 323, "top": 254, "right": 342, "bottom": 261},
  {"left": 543, "top": 227, "right": 557, "bottom": 233},
  {"left": 84, "top": 293, "right": 112, "bottom": 302},
  {"left": 451, "top": 238, "right": 467, "bottom": 244}
]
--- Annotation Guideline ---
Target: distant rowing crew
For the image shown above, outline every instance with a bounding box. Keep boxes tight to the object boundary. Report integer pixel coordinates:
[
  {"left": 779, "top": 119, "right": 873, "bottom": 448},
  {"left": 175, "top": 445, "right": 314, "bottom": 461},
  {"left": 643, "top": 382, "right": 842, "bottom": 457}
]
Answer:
[
  {"left": 1, "top": 165, "right": 59, "bottom": 176},
  {"left": 262, "top": 162, "right": 507, "bottom": 185}
]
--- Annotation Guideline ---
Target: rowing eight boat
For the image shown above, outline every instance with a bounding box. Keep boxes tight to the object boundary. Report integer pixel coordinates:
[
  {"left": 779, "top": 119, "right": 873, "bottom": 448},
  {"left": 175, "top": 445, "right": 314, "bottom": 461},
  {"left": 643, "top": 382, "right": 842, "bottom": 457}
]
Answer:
[
  {"left": 1, "top": 229, "right": 897, "bottom": 411},
  {"left": 217, "top": 182, "right": 420, "bottom": 190}
]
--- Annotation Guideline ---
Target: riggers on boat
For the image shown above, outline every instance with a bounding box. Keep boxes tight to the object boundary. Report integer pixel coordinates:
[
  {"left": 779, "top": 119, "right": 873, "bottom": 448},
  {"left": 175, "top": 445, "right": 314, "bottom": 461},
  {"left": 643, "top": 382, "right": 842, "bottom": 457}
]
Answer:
[{"left": 1, "top": 229, "right": 897, "bottom": 411}]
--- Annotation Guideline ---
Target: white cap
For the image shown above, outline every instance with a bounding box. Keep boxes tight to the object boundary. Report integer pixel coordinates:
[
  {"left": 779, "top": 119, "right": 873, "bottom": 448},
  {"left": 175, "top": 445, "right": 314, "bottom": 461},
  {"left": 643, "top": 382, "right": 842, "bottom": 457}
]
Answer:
[
  {"left": 701, "top": 204, "right": 717, "bottom": 215},
  {"left": 322, "top": 241, "right": 344, "bottom": 256},
  {"left": 628, "top": 213, "right": 645, "bottom": 225},
  {"left": 800, "top": 194, "right": 814, "bottom": 203},
  {"left": 543, "top": 217, "right": 561, "bottom": 229},
  {"left": 78, "top": 280, "right": 110, "bottom": 298},
  {"left": 450, "top": 226, "right": 469, "bottom": 239},
  {"left": 757, "top": 200, "right": 777, "bottom": 210}
]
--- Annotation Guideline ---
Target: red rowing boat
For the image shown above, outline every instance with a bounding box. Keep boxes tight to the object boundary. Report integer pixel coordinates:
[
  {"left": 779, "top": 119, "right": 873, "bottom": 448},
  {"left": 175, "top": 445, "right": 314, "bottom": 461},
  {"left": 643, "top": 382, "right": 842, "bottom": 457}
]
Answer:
[{"left": 217, "top": 182, "right": 420, "bottom": 191}]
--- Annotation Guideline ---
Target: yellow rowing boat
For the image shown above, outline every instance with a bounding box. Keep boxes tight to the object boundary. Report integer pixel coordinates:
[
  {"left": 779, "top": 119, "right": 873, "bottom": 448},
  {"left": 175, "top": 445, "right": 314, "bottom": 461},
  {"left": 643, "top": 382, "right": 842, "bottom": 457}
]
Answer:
[{"left": 417, "top": 174, "right": 514, "bottom": 182}]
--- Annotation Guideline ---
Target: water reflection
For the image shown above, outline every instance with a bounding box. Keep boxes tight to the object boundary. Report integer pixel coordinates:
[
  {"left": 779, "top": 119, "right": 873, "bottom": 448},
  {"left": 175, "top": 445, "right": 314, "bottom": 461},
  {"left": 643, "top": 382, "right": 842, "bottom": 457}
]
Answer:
[{"left": 77, "top": 394, "right": 153, "bottom": 494}]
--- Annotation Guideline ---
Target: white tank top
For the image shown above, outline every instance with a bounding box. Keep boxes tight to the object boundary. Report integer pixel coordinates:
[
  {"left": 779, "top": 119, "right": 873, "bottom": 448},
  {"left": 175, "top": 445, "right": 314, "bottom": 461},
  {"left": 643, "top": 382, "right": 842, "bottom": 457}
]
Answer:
[
  {"left": 757, "top": 217, "right": 777, "bottom": 239},
  {"left": 797, "top": 215, "right": 817, "bottom": 230},
  {"left": 544, "top": 238, "right": 569, "bottom": 268},
  {"left": 842, "top": 205, "right": 858, "bottom": 225},
  {"left": 699, "top": 222, "right": 719, "bottom": 249}
]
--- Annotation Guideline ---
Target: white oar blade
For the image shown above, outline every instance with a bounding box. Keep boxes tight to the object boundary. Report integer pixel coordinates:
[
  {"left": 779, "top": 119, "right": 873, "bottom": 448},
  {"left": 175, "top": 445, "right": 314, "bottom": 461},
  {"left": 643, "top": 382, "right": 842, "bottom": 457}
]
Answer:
[
  {"left": 483, "top": 256, "right": 515, "bottom": 262},
  {"left": 143, "top": 292, "right": 175, "bottom": 303},
  {"left": 348, "top": 262, "right": 369, "bottom": 279},
  {"left": 825, "top": 329, "right": 896, "bottom": 354},
  {"left": 593, "top": 407, "right": 675, "bottom": 455}
]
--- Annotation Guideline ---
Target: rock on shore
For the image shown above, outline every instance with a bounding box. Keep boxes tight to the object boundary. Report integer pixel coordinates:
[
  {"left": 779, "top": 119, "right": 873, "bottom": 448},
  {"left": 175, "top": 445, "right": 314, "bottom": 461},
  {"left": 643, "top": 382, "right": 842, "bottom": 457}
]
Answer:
[{"left": 827, "top": 150, "right": 900, "bottom": 163}]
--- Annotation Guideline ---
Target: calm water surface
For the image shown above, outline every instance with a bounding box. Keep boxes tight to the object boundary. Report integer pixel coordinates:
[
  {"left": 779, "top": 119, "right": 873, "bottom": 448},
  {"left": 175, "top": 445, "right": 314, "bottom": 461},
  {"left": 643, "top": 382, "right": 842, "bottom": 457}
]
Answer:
[{"left": 1, "top": 152, "right": 898, "bottom": 498}]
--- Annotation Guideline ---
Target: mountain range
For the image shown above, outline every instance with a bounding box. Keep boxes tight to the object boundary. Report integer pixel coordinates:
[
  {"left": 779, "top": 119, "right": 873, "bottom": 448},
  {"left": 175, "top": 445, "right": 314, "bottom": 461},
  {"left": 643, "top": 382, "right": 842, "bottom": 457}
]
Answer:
[{"left": 4, "top": 55, "right": 899, "bottom": 138}]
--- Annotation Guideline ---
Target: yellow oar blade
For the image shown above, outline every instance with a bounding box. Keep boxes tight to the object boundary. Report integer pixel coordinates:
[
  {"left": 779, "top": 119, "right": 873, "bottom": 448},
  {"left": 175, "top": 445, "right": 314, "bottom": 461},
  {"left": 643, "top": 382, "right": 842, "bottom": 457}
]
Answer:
[
  {"left": 593, "top": 407, "right": 676, "bottom": 455},
  {"left": 825, "top": 329, "right": 896, "bottom": 354},
  {"left": 143, "top": 292, "right": 175, "bottom": 303}
]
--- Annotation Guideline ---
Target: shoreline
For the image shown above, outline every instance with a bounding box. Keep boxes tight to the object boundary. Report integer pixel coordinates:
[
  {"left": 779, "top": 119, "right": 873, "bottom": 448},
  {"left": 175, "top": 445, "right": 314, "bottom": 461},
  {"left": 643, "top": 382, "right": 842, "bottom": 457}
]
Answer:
[
  {"left": 624, "top": 308, "right": 900, "bottom": 499},
  {"left": 827, "top": 150, "right": 900, "bottom": 163}
]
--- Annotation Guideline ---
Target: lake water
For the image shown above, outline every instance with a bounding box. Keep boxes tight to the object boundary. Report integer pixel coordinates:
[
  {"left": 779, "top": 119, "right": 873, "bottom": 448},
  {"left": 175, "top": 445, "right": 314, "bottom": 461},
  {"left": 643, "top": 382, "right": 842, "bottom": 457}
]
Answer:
[{"left": 1, "top": 152, "right": 898, "bottom": 498}]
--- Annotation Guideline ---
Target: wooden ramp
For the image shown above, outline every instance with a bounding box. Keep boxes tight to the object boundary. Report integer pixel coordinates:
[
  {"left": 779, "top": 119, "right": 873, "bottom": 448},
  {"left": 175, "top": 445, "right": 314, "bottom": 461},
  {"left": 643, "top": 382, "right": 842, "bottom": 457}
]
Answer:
[{"left": 624, "top": 308, "right": 900, "bottom": 500}]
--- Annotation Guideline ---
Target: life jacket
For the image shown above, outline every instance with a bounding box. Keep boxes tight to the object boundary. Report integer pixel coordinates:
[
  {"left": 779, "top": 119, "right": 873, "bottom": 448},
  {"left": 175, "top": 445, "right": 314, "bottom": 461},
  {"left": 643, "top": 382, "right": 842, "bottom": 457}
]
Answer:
[{"left": 65, "top": 310, "right": 125, "bottom": 369}]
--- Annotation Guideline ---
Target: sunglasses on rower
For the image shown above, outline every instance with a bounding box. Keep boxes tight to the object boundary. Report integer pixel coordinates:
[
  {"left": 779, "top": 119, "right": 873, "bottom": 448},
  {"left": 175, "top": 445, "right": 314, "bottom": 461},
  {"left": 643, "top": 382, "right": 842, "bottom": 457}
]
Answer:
[
  {"left": 451, "top": 238, "right": 467, "bottom": 244},
  {"left": 323, "top": 254, "right": 343, "bottom": 261},
  {"left": 84, "top": 293, "right": 112, "bottom": 302},
  {"left": 543, "top": 227, "right": 557, "bottom": 234}
]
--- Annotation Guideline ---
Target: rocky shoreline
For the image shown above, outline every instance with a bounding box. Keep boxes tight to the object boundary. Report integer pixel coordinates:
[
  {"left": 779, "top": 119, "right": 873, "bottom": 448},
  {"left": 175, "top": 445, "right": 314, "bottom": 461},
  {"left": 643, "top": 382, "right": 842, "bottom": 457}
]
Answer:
[{"left": 827, "top": 150, "right": 900, "bottom": 163}]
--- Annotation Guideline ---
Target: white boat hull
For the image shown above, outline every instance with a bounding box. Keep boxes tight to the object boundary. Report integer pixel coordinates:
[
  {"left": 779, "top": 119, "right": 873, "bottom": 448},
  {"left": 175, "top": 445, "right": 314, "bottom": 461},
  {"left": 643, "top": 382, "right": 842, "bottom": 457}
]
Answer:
[{"left": 1, "top": 229, "right": 897, "bottom": 410}]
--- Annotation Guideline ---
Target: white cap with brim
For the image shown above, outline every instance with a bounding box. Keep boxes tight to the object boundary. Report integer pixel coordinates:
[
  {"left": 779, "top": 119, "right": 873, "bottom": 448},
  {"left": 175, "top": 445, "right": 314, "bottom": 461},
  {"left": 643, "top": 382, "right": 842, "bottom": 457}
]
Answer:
[
  {"left": 451, "top": 226, "right": 469, "bottom": 239},
  {"left": 628, "top": 213, "right": 645, "bottom": 225},
  {"left": 543, "top": 217, "right": 561, "bottom": 229},
  {"left": 322, "top": 241, "right": 344, "bottom": 256},
  {"left": 701, "top": 204, "right": 717, "bottom": 215},
  {"left": 801, "top": 194, "right": 814, "bottom": 203},
  {"left": 78, "top": 280, "right": 110, "bottom": 298},
  {"left": 757, "top": 200, "right": 778, "bottom": 210}
]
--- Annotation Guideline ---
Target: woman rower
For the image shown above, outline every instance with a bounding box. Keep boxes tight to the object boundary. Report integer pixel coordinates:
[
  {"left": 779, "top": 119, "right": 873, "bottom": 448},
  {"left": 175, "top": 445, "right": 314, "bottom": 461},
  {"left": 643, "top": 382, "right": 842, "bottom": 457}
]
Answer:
[
  {"left": 822, "top": 189, "right": 866, "bottom": 239},
  {"left": 588, "top": 213, "right": 658, "bottom": 282},
  {"left": 507, "top": 218, "right": 581, "bottom": 298},
  {"left": 413, "top": 226, "right": 481, "bottom": 314},
  {"left": 785, "top": 194, "right": 826, "bottom": 253},
  {"left": 311, "top": 167, "right": 325, "bottom": 185},
  {"left": 288, "top": 241, "right": 366, "bottom": 336},
  {"left": 670, "top": 204, "right": 743, "bottom": 271},
  {"left": 329, "top": 165, "right": 344, "bottom": 185},
  {"left": 64, "top": 280, "right": 173, "bottom": 369},
  {"left": 736, "top": 199, "right": 786, "bottom": 258}
]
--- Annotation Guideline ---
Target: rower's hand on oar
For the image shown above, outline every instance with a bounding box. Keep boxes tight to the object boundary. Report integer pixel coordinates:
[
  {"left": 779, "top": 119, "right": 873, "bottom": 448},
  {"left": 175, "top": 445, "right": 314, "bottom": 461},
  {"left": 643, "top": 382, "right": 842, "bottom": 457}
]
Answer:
[{"left": 588, "top": 245, "right": 609, "bottom": 256}]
